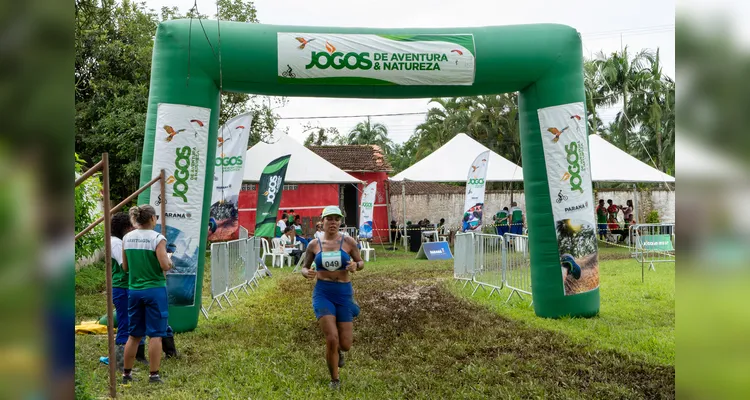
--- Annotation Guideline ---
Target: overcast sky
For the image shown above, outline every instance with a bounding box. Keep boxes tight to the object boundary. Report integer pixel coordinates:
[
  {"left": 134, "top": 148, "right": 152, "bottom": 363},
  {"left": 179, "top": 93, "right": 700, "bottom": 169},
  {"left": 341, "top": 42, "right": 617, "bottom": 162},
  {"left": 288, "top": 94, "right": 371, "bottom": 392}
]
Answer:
[{"left": 146, "top": 0, "right": 675, "bottom": 144}]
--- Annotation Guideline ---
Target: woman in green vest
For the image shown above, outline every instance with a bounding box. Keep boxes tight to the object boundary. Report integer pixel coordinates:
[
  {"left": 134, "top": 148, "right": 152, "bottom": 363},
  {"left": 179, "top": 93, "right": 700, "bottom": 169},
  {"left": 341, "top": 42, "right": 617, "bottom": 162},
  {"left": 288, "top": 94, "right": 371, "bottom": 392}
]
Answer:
[
  {"left": 109, "top": 212, "right": 146, "bottom": 370},
  {"left": 494, "top": 207, "right": 510, "bottom": 236},
  {"left": 121, "top": 205, "right": 173, "bottom": 384},
  {"left": 509, "top": 202, "right": 525, "bottom": 235}
]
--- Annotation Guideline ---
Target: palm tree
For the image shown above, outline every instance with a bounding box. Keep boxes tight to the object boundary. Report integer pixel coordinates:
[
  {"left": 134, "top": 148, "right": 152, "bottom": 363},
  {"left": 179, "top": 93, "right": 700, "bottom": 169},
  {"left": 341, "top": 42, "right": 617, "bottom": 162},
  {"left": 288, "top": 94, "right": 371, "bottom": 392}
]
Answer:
[
  {"left": 595, "top": 46, "right": 655, "bottom": 151},
  {"left": 347, "top": 117, "right": 393, "bottom": 154}
]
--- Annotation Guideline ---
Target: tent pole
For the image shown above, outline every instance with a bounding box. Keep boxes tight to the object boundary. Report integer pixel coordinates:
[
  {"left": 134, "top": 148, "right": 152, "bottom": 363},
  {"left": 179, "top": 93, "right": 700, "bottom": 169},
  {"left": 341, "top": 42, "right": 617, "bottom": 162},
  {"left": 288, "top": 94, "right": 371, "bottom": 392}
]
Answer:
[
  {"left": 633, "top": 183, "right": 640, "bottom": 222},
  {"left": 402, "top": 181, "right": 407, "bottom": 250}
]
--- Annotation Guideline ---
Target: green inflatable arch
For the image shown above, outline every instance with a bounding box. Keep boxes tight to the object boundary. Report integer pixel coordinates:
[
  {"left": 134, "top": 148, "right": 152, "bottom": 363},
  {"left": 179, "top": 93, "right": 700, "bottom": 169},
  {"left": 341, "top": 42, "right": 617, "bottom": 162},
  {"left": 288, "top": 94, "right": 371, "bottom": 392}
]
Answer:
[{"left": 139, "top": 20, "right": 600, "bottom": 333}]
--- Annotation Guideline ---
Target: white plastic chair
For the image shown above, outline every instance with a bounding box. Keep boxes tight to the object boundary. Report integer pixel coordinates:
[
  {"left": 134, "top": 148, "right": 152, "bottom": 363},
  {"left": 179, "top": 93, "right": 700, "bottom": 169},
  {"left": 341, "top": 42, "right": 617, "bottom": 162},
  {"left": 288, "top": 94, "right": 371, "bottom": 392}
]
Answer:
[
  {"left": 271, "top": 238, "right": 292, "bottom": 268},
  {"left": 359, "top": 240, "right": 376, "bottom": 262},
  {"left": 261, "top": 238, "right": 274, "bottom": 267}
]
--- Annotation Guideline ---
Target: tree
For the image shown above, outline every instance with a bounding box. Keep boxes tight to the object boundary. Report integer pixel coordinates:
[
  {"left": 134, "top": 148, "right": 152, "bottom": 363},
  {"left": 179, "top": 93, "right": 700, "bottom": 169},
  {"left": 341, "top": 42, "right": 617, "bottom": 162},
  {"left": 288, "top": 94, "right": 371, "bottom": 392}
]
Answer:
[
  {"left": 303, "top": 124, "right": 341, "bottom": 146},
  {"left": 75, "top": 153, "right": 104, "bottom": 260},
  {"left": 75, "top": 0, "right": 280, "bottom": 203},
  {"left": 346, "top": 117, "right": 394, "bottom": 153},
  {"left": 595, "top": 47, "right": 655, "bottom": 151}
]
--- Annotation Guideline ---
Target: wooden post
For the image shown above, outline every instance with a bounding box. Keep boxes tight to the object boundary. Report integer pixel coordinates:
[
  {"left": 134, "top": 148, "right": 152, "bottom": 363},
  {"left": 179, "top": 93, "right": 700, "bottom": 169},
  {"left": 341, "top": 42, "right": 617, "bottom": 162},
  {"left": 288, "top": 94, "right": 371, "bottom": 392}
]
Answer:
[{"left": 101, "top": 153, "right": 117, "bottom": 398}]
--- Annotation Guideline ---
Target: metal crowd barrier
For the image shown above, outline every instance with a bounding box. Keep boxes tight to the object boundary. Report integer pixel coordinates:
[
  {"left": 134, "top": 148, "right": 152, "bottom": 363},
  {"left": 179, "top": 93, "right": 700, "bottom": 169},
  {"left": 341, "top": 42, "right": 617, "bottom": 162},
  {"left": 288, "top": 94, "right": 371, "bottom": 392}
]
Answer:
[
  {"left": 629, "top": 223, "right": 676, "bottom": 281},
  {"left": 453, "top": 232, "right": 533, "bottom": 305},
  {"left": 204, "top": 236, "right": 266, "bottom": 317},
  {"left": 503, "top": 233, "right": 532, "bottom": 303},
  {"left": 453, "top": 233, "right": 475, "bottom": 284},
  {"left": 472, "top": 233, "right": 504, "bottom": 297}
]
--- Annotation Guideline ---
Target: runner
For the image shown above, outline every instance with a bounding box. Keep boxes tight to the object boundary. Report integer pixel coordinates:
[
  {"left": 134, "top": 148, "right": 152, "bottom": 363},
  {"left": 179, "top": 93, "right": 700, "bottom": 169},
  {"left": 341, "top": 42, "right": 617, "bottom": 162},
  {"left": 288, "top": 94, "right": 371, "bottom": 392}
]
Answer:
[
  {"left": 299, "top": 206, "right": 365, "bottom": 390},
  {"left": 121, "top": 205, "right": 173, "bottom": 385}
]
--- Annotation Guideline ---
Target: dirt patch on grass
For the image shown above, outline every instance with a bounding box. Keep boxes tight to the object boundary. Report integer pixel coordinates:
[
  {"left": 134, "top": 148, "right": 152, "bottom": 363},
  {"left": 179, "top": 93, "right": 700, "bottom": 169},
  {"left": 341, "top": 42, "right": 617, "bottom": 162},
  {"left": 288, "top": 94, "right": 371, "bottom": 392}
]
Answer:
[{"left": 351, "top": 268, "right": 674, "bottom": 399}]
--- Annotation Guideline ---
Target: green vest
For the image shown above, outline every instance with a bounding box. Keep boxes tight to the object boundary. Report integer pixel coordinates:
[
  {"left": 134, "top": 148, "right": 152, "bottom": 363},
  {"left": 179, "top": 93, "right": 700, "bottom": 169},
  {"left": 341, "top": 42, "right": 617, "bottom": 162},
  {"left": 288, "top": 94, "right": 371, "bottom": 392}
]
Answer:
[
  {"left": 510, "top": 207, "right": 523, "bottom": 224},
  {"left": 111, "top": 237, "right": 129, "bottom": 289},
  {"left": 123, "top": 230, "right": 167, "bottom": 290},
  {"left": 495, "top": 210, "right": 509, "bottom": 226}
]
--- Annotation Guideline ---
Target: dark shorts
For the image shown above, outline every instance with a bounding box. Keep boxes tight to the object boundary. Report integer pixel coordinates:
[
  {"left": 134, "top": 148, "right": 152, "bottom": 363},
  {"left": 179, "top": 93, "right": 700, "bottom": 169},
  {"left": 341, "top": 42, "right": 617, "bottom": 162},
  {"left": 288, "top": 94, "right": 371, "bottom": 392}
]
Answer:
[
  {"left": 510, "top": 224, "right": 523, "bottom": 235},
  {"left": 598, "top": 223, "right": 608, "bottom": 235},
  {"left": 312, "top": 280, "right": 360, "bottom": 323},
  {"left": 128, "top": 287, "right": 169, "bottom": 338},
  {"left": 496, "top": 226, "right": 509, "bottom": 236}
]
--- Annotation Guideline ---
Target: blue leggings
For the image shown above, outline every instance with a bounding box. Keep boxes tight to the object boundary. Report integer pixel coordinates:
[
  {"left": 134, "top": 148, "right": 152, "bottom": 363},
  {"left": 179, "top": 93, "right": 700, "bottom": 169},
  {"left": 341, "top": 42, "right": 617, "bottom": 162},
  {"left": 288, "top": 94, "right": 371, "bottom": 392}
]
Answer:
[{"left": 312, "top": 280, "right": 360, "bottom": 322}]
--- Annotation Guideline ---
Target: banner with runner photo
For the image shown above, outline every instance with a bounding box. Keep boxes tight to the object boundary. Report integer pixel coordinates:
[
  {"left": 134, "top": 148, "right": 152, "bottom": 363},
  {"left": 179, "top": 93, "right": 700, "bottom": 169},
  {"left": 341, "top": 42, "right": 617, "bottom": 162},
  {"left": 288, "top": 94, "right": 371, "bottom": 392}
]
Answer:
[
  {"left": 537, "top": 102, "right": 599, "bottom": 296},
  {"left": 208, "top": 112, "right": 253, "bottom": 242},
  {"left": 149, "top": 103, "right": 210, "bottom": 307}
]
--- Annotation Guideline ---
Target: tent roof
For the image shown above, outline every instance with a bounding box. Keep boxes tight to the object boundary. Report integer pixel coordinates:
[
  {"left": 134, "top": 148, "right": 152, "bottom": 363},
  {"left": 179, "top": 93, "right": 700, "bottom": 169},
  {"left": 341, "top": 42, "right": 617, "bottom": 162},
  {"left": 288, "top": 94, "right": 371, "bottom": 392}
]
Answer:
[
  {"left": 390, "top": 133, "right": 523, "bottom": 182},
  {"left": 588, "top": 134, "right": 675, "bottom": 183},
  {"left": 243, "top": 134, "right": 362, "bottom": 183}
]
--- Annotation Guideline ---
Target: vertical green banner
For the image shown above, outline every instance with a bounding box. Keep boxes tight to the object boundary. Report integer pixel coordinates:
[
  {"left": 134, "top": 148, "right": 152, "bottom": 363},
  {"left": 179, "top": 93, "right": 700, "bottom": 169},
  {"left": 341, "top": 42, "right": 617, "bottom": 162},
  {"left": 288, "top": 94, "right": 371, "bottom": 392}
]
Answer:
[{"left": 254, "top": 155, "right": 291, "bottom": 237}]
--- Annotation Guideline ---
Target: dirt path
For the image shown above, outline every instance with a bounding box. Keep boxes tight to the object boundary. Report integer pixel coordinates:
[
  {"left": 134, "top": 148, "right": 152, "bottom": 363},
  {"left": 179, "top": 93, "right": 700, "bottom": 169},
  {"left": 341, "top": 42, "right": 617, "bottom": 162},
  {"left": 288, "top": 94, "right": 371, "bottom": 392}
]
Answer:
[{"left": 286, "top": 266, "right": 675, "bottom": 399}]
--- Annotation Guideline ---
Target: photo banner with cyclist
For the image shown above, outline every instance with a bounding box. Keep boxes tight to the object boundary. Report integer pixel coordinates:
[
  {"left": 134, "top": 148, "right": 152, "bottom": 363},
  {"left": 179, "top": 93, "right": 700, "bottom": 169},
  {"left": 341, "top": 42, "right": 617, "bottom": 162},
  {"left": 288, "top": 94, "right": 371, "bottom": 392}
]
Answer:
[
  {"left": 462, "top": 151, "right": 490, "bottom": 232},
  {"left": 537, "top": 102, "right": 599, "bottom": 296},
  {"left": 148, "top": 103, "right": 211, "bottom": 307},
  {"left": 208, "top": 112, "right": 253, "bottom": 242},
  {"left": 254, "top": 155, "right": 291, "bottom": 237}
]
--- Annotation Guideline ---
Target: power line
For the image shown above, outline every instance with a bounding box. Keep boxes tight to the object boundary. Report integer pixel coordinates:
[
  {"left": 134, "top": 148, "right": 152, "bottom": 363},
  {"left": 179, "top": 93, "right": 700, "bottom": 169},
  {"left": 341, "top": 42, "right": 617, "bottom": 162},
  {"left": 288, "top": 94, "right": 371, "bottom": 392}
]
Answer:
[{"left": 279, "top": 111, "right": 428, "bottom": 120}]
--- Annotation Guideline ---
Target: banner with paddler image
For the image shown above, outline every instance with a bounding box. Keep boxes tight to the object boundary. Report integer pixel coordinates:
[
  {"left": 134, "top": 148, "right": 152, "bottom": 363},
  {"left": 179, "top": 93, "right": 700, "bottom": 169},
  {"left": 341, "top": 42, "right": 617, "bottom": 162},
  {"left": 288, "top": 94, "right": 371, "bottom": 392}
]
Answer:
[
  {"left": 537, "top": 102, "right": 599, "bottom": 296},
  {"left": 461, "top": 151, "right": 490, "bottom": 232},
  {"left": 149, "top": 103, "right": 210, "bottom": 307},
  {"left": 208, "top": 112, "right": 253, "bottom": 242},
  {"left": 358, "top": 181, "right": 377, "bottom": 239}
]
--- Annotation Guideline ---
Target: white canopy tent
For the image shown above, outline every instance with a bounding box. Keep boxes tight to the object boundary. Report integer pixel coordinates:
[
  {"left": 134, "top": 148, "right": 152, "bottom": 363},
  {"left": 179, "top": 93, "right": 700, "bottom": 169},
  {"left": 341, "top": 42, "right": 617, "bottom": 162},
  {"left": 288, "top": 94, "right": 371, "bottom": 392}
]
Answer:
[
  {"left": 390, "top": 133, "right": 523, "bottom": 182},
  {"left": 243, "top": 134, "right": 361, "bottom": 183},
  {"left": 588, "top": 134, "right": 675, "bottom": 183}
]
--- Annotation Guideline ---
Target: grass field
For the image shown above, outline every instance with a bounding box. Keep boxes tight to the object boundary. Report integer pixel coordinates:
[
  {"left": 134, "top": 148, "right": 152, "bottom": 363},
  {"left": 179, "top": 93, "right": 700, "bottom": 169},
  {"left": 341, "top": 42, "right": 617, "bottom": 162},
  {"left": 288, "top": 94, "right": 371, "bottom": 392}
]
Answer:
[{"left": 75, "top": 244, "right": 674, "bottom": 399}]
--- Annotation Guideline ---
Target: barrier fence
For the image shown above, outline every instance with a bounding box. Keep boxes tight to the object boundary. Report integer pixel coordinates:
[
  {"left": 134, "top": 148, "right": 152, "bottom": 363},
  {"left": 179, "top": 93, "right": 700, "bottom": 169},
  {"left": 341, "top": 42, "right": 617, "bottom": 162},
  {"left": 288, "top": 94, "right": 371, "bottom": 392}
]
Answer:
[
  {"left": 455, "top": 223, "right": 676, "bottom": 303},
  {"left": 454, "top": 232, "right": 533, "bottom": 305},
  {"left": 628, "top": 223, "right": 675, "bottom": 282},
  {"left": 204, "top": 236, "right": 267, "bottom": 317}
]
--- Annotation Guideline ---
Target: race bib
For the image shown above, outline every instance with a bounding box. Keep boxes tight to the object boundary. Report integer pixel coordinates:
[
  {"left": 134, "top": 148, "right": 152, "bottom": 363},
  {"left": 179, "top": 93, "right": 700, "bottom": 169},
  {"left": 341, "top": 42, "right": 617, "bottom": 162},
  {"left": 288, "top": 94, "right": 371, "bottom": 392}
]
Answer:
[{"left": 321, "top": 251, "right": 342, "bottom": 271}]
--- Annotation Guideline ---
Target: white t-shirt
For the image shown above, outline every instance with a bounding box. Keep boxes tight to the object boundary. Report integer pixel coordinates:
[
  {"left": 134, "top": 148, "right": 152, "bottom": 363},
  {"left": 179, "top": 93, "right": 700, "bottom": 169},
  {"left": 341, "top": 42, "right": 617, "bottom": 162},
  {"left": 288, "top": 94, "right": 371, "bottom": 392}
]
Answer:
[
  {"left": 111, "top": 236, "right": 124, "bottom": 266},
  {"left": 277, "top": 220, "right": 287, "bottom": 232},
  {"left": 280, "top": 234, "right": 296, "bottom": 247}
]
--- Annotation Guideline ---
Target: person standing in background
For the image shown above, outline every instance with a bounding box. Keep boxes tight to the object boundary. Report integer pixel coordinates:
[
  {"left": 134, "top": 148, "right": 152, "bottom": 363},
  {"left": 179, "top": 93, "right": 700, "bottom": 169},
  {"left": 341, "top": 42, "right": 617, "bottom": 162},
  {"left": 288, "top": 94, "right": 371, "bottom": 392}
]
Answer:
[
  {"left": 509, "top": 202, "right": 525, "bottom": 235},
  {"left": 596, "top": 199, "right": 608, "bottom": 240}
]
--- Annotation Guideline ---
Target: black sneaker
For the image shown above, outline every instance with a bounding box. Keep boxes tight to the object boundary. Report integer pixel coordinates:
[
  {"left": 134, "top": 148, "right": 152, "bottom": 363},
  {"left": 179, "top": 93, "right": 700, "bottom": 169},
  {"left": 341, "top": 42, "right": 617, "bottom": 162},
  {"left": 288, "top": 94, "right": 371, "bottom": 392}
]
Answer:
[
  {"left": 149, "top": 374, "right": 163, "bottom": 384},
  {"left": 121, "top": 374, "right": 133, "bottom": 384},
  {"left": 329, "top": 379, "right": 340, "bottom": 390},
  {"left": 338, "top": 350, "right": 345, "bottom": 368}
]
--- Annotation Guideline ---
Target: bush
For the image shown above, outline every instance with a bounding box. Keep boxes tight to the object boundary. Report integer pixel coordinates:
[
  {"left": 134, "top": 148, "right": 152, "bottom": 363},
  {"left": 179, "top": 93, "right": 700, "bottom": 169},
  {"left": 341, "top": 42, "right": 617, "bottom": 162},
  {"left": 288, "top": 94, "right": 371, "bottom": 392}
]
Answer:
[
  {"left": 646, "top": 210, "right": 660, "bottom": 224},
  {"left": 75, "top": 153, "right": 104, "bottom": 260}
]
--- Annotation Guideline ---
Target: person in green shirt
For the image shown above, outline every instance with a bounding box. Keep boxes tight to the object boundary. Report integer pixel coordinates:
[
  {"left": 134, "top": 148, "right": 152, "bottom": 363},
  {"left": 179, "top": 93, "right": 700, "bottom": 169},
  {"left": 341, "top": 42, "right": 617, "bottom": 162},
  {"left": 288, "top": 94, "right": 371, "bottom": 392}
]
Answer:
[
  {"left": 596, "top": 199, "right": 608, "bottom": 240},
  {"left": 509, "top": 202, "right": 525, "bottom": 235},
  {"left": 121, "top": 205, "right": 173, "bottom": 384},
  {"left": 108, "top": 212, "right": 146, "bottom": 370},
  {"left": 493, "top": 207, "right": 510, "bottom": 236}
]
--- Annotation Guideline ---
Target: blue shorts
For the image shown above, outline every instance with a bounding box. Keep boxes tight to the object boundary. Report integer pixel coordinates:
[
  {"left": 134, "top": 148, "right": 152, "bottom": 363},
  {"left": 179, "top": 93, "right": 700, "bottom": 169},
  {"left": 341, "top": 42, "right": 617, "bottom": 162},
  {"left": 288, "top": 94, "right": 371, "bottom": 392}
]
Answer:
[
  {"left": 496, "top": 226, "right": 509, "bottom": 236},
  {"left": 128, "top": 287, "right": 169, "bottom": 338},
  {"left": 312, "top": 280, "right": 360, "bottom": 322},
  {"left": 510, "top": 224, "right": 523, "bottom": 235},
  {"left": 598, "top": 223, "right": 607, "bottom": 235}
]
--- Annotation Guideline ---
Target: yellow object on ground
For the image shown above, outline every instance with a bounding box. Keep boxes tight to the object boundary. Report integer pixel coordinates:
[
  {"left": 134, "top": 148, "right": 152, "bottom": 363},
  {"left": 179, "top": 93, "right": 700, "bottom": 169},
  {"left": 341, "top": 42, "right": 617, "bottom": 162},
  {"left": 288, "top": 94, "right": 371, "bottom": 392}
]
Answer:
[{"left": 75, "top": 320, "right": 114, "bottom": 335}]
